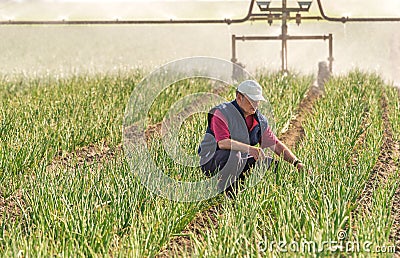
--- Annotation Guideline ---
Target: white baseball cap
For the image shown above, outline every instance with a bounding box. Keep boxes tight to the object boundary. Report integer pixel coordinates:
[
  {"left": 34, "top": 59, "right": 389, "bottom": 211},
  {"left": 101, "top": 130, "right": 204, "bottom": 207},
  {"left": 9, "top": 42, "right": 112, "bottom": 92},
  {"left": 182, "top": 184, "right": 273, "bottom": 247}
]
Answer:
[{"left": 237, "top": 80, "right": 266, "bottom": 102}]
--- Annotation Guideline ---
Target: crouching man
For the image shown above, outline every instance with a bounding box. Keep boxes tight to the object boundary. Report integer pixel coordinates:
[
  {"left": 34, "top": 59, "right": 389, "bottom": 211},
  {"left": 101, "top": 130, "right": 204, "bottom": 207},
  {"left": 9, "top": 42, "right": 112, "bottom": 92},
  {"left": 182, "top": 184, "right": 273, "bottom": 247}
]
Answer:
[{"left": 198, "top": 80, "right": 305, "bottom": 195}]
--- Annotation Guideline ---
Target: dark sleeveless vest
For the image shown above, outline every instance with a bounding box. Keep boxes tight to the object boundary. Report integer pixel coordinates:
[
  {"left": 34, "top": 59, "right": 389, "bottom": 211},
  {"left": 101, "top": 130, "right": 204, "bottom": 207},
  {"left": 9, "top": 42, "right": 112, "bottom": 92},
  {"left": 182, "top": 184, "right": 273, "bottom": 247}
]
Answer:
[{"left": 198, "top": 100, "right": 269, "bottom": 166}]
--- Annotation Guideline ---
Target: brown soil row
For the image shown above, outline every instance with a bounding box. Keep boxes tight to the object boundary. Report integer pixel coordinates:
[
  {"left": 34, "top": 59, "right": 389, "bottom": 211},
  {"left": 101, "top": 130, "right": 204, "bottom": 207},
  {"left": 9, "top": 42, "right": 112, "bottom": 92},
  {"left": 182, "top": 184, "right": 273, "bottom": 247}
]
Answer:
[
  {"left": 356, "top": 96, "right": 394, "bottom": 211},
  {"left": 0, "top": 189, "right": 24, "bottom": 223},
  {"left": 354, "top": 93, "right": 400, "bottom": 253},
  {"left": 158, "top": 84, "right": 325, "bottom": 257},
  {"left": 348, "top": 109, "right": 370, "bottom": 166},
  {"left": 48, "top": 81, "right": 228, "bottom": 170},
  {"left": 46, "top": 82, "right": 229, "bottom": 172},
  {"left": 390, "top": 88, "right": 400, "bottom": 254},
  {"left": 279, "top": 85, "right": 324, "bottom": 149},
  {"left": 125, "top": 81, "right": 228, "bottom": 144},
  {"left": 392, "top": 171, "right": 400, "bottom": 256},
  {"left": 343, "top": 105, "right": 370, "bottom": 231},
  {"left": 157, "top": 205, "right": 221, "bottom": 257},
  {"left": 47, "top": 141, "right": 122, "bottom": 170}
]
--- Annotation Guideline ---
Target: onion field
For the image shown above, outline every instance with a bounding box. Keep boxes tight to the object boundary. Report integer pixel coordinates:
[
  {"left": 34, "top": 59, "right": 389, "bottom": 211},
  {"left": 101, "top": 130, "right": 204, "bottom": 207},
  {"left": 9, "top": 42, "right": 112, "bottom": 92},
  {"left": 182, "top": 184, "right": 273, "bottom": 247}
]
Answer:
[{"left": 0, "top": 70, "right": 399, "bottom": 256}]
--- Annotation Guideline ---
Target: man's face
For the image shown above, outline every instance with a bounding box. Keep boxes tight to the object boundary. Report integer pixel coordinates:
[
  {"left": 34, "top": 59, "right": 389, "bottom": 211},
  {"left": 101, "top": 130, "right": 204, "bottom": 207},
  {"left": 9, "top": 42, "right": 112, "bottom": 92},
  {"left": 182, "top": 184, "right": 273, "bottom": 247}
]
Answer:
[{"left": 237, "top": 93, "right": 260, "bottom": 117}]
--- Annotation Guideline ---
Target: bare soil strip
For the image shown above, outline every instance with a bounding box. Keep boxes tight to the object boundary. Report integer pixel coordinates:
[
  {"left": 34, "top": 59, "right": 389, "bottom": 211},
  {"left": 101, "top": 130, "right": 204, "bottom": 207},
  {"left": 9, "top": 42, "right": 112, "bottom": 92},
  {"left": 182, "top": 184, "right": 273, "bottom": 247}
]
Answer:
[
  {"left": 392, "top": 180, "right": 400, "bottom": 256},
  {"left": 47, "top": 141, "right": 122, "bottom": 170},
  {"left": 157, "top": 205, "right": 221, "bottom": 257},
  {"left": 355, "top": 94, "right": 400, "bottom": 253},
  {"left": 0, "top": 189, "right": 24, "bottom": 223},
  {"left": 343, "top": 106, "right": 371, "bottom": 174},
  {"left": 389, "top": 88, "right": 400, "bottom": 254},
  {"left": 158, "top": 84, "right": 324, "bottom": 256},
  {"left": 47, "top": 122, "right": 162, "bottom": 171},
  {"left": 49, "top": 81, "right": 228, "bottom": 170},
  {"left": 356, "top": 96, "right": 394, "bottom": 212},
  {"left": 279, "top": 85, "right": 324, "bottom": 149}
]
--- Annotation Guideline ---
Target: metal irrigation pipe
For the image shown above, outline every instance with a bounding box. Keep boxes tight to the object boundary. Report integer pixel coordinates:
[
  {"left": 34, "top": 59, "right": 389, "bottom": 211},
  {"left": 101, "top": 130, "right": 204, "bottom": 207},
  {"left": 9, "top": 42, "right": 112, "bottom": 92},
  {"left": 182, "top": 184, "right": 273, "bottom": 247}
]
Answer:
[
  {"left": 0, "top": 0, "right": 257, "bottom": 25},
  {"left": 249, "top": 16, "right": 323, "bottom": 22},
  {"left": 316, "top": 0, "right": 400, "bottom": 23},
  {"left": 2, "top": 0, "right": 400, "bottom": 25}
]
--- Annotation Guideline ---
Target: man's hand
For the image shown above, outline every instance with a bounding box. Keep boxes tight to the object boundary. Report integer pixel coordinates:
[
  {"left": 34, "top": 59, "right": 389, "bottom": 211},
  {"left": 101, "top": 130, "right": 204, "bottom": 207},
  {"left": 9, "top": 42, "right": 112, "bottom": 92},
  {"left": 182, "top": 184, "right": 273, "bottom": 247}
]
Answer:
[
  {"left": 218, "top": 139, "right": 266, "bottom": 161},
  {"left": 296, "top": 162, "right": 313, "bottom": 175},
  {"left": 249, "top": 146, "right": 266, "bottom": 161},
  {"left": 296, "top": 162, "right": 304, "bottom": 170}
]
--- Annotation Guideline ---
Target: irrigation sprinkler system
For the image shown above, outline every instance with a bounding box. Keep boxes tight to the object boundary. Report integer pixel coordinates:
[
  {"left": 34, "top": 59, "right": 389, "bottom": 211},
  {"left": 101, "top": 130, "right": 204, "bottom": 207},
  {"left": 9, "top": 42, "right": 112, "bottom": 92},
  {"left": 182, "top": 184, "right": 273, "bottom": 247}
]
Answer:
[
  {"left": 232, "top": 0, "right": 332, "bottom": 73},
  {"left": 1, "top": 0, "right": 400, "bottom": 73}
]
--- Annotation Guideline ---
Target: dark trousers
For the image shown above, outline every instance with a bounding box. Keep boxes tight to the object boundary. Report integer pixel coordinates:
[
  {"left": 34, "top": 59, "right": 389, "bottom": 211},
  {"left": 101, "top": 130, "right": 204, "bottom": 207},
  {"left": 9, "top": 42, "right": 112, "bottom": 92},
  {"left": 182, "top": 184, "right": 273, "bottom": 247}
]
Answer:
[{"left": 201, "top": 149, "right": 273, "bottom": 195}]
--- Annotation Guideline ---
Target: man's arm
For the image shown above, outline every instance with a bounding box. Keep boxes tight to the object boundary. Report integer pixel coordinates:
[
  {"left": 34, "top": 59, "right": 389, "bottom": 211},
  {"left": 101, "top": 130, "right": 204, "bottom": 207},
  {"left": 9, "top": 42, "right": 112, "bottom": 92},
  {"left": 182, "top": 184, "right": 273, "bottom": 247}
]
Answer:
[
  {"left": 211, "top": 110, "right": 265, "bottom": 161},
  {"left": 260, "top": 126, "right": 304, "bottom": 170},
  {"left": 218, "top": 139, "right": 265, "bottom": 161},
  {"left": 271, "top": 139, "right": 304, "bottom": 170}
]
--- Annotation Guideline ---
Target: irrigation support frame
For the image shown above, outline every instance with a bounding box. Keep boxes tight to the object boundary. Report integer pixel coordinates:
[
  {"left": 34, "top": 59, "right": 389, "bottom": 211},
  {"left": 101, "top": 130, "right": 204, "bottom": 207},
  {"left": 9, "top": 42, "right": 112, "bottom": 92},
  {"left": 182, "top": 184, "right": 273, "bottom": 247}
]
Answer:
[
  {"left": 0, "top": 0, "right": 400, "bottom": 73},
  {"left": 237, "top": 0, "right": 331, "bottom": 73},
  {"left": 231, "top": 33, "right": 333, "bottom": 73}
]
